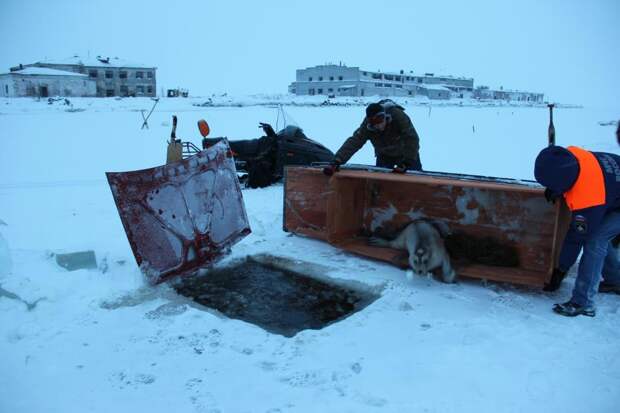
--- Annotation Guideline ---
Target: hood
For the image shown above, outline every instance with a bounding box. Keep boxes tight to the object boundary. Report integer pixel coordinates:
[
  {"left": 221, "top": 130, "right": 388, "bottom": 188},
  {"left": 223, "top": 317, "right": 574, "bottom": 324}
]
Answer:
[
  {"left": 106, "top": 140, "right": 251, "bottom": 284},
  {"left": 534, "top": 146, "right": 580, "bottom": 194}
]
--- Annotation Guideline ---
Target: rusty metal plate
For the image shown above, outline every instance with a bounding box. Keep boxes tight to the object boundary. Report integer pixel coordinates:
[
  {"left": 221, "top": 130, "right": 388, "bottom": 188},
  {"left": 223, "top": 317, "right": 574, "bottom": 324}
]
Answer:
[{"left": 107, "top": 141, "right": 251, "bottom": 284}]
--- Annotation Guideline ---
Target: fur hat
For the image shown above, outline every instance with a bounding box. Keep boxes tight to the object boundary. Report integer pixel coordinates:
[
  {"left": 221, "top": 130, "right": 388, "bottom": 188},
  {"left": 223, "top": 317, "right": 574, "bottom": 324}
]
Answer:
[{"left": 366, "top": 103, "right": 384, "bottom": 119}]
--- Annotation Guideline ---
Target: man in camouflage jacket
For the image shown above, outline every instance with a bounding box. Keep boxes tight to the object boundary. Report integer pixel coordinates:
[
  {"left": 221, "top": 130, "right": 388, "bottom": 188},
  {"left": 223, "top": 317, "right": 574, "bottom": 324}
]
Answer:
[{"left": 325, "top": 100, "right": 421, "bottom": 175}]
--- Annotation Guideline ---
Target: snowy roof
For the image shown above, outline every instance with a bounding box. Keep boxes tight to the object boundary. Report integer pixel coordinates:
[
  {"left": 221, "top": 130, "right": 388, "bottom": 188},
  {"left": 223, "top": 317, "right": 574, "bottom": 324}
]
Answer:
[
  {"left": 37, "top": 55, "right": 155, "bottom": 69},
  {"left": 499, "top": 89, "right": 543, "bottom": 95},
  {"left": 414, "top": 74, "right": 473, "bottom": 80},
  {"left": 374, "top": 71, "right": 473, "bottom": 81},
  {"left": 2, "top": 67, "right": 88, "bottom": 77}
]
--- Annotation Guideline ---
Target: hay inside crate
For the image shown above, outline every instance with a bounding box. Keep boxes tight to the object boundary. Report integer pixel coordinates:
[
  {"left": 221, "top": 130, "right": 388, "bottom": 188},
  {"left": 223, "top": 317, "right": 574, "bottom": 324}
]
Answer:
[{"left": 284, "top": 167, "right": 570, "bottom": 287}]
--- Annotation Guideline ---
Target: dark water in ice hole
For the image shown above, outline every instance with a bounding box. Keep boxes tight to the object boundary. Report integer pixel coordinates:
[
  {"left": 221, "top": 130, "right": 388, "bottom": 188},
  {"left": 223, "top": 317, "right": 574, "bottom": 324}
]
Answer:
[{"left": 173, "top": 258, "right": 379, "bottom": 337}]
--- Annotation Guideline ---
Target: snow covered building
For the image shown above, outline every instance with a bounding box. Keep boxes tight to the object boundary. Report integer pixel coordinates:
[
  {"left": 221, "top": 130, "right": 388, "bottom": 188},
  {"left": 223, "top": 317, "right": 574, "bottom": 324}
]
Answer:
[
  {"left": 414, "top": 73, "right": 473, "bottom": 99},
  {"left": 0, "top": 67, "right": 96, "bottom": 97},
  {"left": 417, "top": 83, "right": 451, "bottom": 100},
  {"left": 8, "top": 55, "right": 157, "bottom": 97},
  {"left": 288, "top": 64, "right": 474, "bottom": 99},
  {"left": 473, "top": 86, "right": 544, "bottom": 103}
]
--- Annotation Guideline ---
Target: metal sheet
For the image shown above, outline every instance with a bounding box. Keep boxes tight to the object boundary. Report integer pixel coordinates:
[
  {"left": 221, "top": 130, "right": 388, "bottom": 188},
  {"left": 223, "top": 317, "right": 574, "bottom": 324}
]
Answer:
[{"left": 107, "top": 141, "right": 251, "bottom": 284}]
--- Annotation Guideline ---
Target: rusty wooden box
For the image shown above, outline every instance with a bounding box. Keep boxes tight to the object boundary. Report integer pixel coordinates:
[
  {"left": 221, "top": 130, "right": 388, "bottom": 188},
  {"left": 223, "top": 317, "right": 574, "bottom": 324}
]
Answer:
[{"left": 283, "top": 166, "right": 570, "bottom": 287}]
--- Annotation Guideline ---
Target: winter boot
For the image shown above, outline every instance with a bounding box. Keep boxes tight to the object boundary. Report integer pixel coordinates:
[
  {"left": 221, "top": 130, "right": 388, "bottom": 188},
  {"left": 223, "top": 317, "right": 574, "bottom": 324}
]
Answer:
[{"left": 552, "top": 301, "right": 596, "bottom": 317}]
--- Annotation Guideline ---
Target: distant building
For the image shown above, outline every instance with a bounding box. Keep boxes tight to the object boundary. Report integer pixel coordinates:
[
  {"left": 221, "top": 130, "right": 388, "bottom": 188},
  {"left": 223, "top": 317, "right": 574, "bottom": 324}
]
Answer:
[
  {"left": 6, "top": 55, "right": 157, "bottom": 97},
  {"left": 167, "top": 88, "right": 189, "bottom": 98},
  {"left": 288, "top": 64, "right": 474, "bottom": 99},
  {"left": 417, "top": 83, "right": 451, "bottom": 100},
  {"left": 0, "top": 67, "right": 96, "bottom": 97},
  {"left": 474, "top": 86, "right": 544, "bottom": 103},
  {"left": 409, "top": 72, "right": 474, "bottom": 98}
]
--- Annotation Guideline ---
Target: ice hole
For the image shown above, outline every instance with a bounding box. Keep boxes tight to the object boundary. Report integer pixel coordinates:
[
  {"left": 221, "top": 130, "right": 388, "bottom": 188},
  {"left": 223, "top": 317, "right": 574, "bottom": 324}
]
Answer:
[{"left": 172, "top": 255, "right": 379, "bottom": 337}]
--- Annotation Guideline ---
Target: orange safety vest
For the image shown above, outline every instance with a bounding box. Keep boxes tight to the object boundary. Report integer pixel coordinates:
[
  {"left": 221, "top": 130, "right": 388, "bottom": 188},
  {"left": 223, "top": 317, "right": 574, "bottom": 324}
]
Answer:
[{"left": 563, "top": 146, "right": 606, "bottom": 211}]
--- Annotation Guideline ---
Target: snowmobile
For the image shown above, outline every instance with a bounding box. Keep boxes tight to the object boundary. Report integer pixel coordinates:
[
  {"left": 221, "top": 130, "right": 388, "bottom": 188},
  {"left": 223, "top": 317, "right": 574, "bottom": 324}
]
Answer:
[
  {"left": 170, "top": 116, "right": 334, "bottom": 188},
  {"left": 204, "top": 122, "right": 334, "bottom": 188}
]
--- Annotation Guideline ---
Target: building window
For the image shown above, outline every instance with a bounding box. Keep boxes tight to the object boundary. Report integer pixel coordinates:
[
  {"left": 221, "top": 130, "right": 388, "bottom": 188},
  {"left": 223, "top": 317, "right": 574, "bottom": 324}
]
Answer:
[
  {"left": 371, "top": 73, "right": 381, "bottom": 79},
  {"left": 338, "top": 76, "right": 343, "bottom": 81},
  {"left": 317, "top": 88, "right": 323, "bottom": 94},
  {"left": 119, "top": 71, "right": 127, "bottom": 79},
  {"left": 4, "top": 85, "right": 8, "bottom": 95},
  {"left": 147, "top": 86, "right": 153, "bottom": 94},
  {"left": 105, "top": 70, "right": 113, "bottom": 79},
  {"left": 328, "top": 88, "right": 333, "bottom": 92},
  {"left": 362, "top": 72, "right": 367, "bottom": 76},
  {"left": 329, "top": 76, "right": 334, "bottom": 81},
  {"left": 318, "top": 77, "right": 323, "bottom": 81},
  {"left": 136, "top": 71, "right": 144, "bottom": 79},
  {"left": 384, "top": 75, "right": 393, "bottom": 80},
  {"left": 147, "top": 71, "right": 153, "bottom": 79},
  {"left": 120, "top": 85, "right": 128, "bottom": 96},
  {"left": 106, "top": 89, "right": 114, "bottom": 97},
  {"left": 89, "top": 70, "right": 98, "bottom": 78},
  {"left": 308, "top": 77, "right": 312, "bottom": 81},
  {"left": 136, "top": 85, "right": 145, "bottom": 94},
  {"left": 309, "top": 88, "right": 315, "bottom": 95}
]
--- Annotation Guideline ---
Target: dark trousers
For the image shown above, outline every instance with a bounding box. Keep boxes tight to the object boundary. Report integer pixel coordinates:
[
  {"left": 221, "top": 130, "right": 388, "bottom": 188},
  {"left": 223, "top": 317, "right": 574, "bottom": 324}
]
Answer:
[
  {"left": 376, "top": 155, "right": 422, "bottom": 171},
  {"left": 571, "top": 210, "right": 620, "bottom": 306}
]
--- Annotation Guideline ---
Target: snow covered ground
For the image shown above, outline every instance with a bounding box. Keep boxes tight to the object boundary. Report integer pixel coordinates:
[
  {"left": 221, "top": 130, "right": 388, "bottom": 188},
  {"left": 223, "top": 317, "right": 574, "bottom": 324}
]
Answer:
[{"left": 0, "top": 96, "right": 619, "bottom": 413}]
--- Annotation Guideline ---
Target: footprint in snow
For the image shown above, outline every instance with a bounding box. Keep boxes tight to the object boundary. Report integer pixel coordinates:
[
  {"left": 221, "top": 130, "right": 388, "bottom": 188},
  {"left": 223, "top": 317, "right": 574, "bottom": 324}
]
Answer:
[{"left": 144, "top": 302, "right": 188, "bottom": 319}]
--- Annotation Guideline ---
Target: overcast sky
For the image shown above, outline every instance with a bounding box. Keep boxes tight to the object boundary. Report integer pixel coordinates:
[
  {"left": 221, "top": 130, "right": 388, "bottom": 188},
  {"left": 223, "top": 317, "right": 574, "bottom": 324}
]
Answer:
[{"left": 1, "top": 0, "right": 618, "bottom": 106}]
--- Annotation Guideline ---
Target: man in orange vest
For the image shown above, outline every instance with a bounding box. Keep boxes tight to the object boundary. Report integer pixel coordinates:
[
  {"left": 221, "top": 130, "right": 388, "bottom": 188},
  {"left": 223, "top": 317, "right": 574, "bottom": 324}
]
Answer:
[{"left": 535, "top": 145, "right": 620, "bottom": 317}]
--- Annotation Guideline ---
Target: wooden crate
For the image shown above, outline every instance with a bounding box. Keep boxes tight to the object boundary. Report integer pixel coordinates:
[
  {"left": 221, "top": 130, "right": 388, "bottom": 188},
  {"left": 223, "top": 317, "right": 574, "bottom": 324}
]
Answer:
[{"left": 284, "top": 166, "right": 570, "bottom": 287}]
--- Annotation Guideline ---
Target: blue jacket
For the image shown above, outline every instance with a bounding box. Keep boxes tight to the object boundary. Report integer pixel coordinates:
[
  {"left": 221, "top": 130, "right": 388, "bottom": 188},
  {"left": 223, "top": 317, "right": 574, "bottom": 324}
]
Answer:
[{"left": 535, "top": 147, "right": 620, "bottom": 270}]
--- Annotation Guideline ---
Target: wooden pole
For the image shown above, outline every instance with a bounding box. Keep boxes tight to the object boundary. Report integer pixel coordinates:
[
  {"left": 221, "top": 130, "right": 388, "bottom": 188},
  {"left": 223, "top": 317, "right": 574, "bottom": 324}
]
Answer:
[{"left": 547, "top": 103, "right": 555, "bottom": 146}]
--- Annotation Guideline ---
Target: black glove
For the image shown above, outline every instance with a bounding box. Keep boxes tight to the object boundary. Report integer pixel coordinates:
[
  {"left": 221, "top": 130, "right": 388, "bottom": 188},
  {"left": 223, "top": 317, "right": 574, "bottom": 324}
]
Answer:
[
  {"left": 392, "top": 162, "right": 408, "bottom": 174},
  {"left": 544, "top": 188, "right": 560, "bottom": 204},
  {"left": 323, "top": 161, "right": 341, "bottom": 176},
  {"left": 258, "top": 122, "right": 277, "bottom": 138},
  {"left": 543, "top": 268, "right": 567, "bottom": 292}
]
